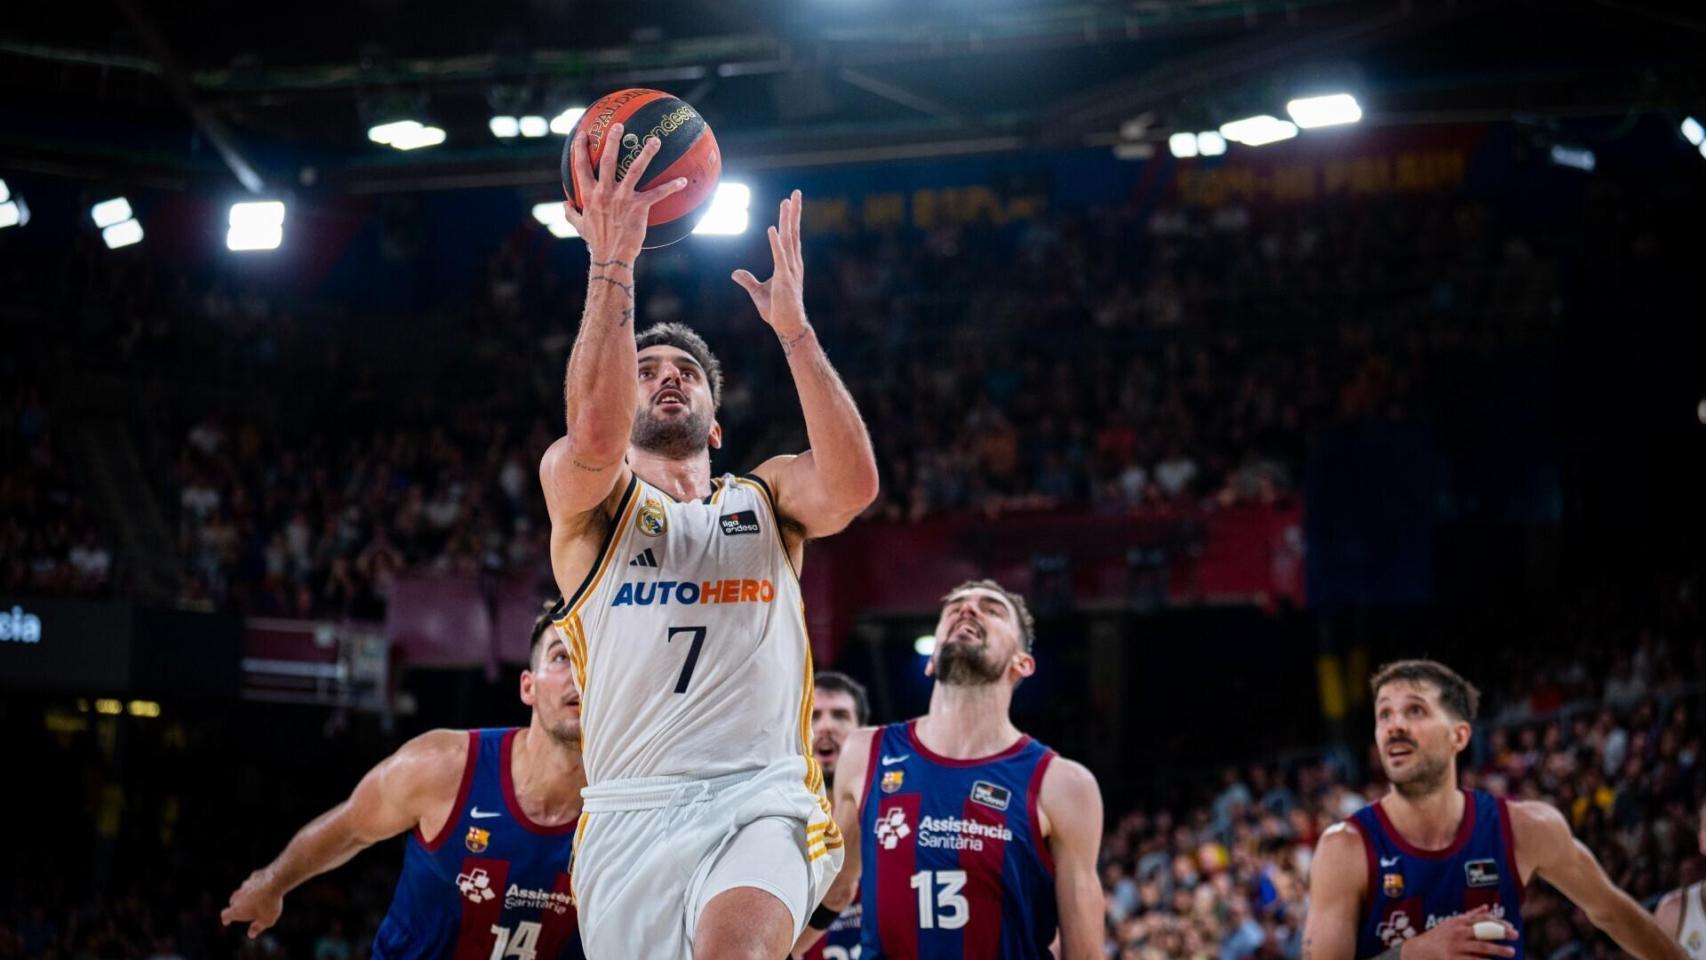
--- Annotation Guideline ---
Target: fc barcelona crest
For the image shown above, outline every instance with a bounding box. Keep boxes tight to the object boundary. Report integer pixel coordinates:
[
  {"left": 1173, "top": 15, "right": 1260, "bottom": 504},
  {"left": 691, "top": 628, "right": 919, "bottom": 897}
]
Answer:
[
  {"left": 465, "top": 826, "right": 491, "bottom": 853},
  {"left": 880, "top": 770, "right": 904, "bottom": 794},
  {"left": 1382, "top": 872, "right": 1404, "bottom": 897}
]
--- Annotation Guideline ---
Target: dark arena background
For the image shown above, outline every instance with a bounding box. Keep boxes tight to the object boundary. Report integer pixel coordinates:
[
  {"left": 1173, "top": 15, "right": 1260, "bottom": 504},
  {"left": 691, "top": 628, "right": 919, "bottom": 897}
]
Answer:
[{"left": 3, "top": 1, "right": 1705, "bottom": 958}]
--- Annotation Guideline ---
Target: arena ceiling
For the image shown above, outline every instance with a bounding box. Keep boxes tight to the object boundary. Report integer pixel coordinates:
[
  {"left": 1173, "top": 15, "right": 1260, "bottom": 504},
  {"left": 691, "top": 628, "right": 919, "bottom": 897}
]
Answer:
[{"left": 1, "top": 0, "right": 1701, "bottom": 194}]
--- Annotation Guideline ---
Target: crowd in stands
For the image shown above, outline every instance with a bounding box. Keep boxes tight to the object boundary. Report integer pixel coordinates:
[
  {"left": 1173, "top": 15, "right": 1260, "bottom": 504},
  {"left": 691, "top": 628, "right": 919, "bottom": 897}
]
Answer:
[{"left": 0, "top": 376, "right": 115, "bottom": 597}]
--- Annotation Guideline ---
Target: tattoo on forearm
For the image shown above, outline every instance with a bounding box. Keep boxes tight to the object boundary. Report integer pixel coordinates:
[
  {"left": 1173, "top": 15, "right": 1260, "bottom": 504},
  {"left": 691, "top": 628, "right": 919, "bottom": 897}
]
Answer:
[
  {"left": 589, "top": 274, "right": 634, "bottom": 298},
  {"left": 589, "top": 257, "right": 632, "bottom": 270},
  {"left": 779, "top": 328, "right": 812, "bottom": 356},
  {"left": 618, "top": 305, "right": 634, "bottom": 327},
  {"left": 571, "top": 456, "right": 614, "bottom": 472}
]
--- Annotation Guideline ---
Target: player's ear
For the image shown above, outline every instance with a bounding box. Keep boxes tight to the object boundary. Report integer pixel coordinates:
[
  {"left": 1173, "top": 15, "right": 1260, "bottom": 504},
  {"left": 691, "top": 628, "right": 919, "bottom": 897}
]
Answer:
[
  {"left": 1012, "top": 652, "right": 1036, "bottom": 681},
  {"left": 1451, "top": 719, "right": 1472, "bottom": 754},
  {"left": 923, "top": 653, "right": 936, "bottom": 678},
  {"left": 520, "top": 669, "right": 538, "bottom": 707},
  {"left": 708, "top": 419, "right": 723, "bottom": 450}
]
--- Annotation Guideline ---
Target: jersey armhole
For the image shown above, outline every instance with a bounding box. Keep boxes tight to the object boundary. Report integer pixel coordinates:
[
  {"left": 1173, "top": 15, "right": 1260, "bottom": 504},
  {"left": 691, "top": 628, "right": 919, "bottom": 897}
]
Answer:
[
  {"left": 1352, "top": 820, "right": 1375, "bottom": 914},
  {"left": 740, "top": 472, "right": 800, "bottom": 581},
  {"left": 1027, "top": 749, "right": 1058, "bottom": 876},
  {"left": 857, "top": 725, "right": 885, "bottom": 821},
  {"left": 562, "top": 473, "right": 640, "bottom": 615},
  {"left": 416, "top": 730, "right": 480, "bottom": 852},
  {"left": 1494, "top": 796, "right": 1525, "bottom": 908}
]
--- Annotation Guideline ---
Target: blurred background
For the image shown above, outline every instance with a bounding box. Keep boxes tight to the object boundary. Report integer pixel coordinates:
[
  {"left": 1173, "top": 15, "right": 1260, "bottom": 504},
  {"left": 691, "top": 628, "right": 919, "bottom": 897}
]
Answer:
[{"left": 2, "top": 0, "right": 1704, "bottom": 957}]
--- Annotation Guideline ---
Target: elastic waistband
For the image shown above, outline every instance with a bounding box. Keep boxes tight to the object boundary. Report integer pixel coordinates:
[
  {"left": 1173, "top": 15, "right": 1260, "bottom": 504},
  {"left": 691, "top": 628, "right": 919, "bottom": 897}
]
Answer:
[{"left": 581, "top": 766, "right": 767, "bottom": 813}]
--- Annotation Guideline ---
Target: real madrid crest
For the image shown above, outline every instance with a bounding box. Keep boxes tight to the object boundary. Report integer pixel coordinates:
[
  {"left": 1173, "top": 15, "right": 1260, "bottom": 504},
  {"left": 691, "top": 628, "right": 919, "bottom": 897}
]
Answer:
[{"left": 636, "top": 498, "right": 667, "bottom": 537}]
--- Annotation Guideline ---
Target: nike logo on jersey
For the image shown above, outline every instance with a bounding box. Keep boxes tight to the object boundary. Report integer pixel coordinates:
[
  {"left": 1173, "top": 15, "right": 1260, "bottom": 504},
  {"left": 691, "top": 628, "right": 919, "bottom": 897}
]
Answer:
[
  {"left": 470, "top": 807, "right": 502, "bottom": 819},
  {"left": 629, "top": 548, "right": 659, "bottom": 568},
  {"left": 881, "top": 754, "right": 910, "bottom": 766},
  {"left": 1380, "top": 856, "right": 1401, "bottom": 867}
]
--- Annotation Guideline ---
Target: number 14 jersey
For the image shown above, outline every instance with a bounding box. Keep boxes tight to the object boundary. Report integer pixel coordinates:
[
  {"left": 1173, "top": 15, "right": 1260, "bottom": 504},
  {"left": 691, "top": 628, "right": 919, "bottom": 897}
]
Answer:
[
  {"left": 857, "top": 721, "right": 1059, "bottom": 960},
  {"left": 554, "top": 473, "right": 818, "bottom": 787}
]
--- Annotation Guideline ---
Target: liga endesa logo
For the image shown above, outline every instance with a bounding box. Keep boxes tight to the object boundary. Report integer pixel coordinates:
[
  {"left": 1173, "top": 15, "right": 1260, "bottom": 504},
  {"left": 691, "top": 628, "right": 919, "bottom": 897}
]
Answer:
[{"left": 611, "top": 578, "right": 775, "bottom": 608}]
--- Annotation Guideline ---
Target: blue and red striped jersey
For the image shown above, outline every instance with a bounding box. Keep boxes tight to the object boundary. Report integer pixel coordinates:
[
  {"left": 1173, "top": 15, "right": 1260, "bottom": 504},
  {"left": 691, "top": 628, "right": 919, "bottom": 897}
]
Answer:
[
  {"left": 857, "top": 720, "right": 1058, "bottom": 960},
  {"left": 372, "top": 729, "right": 584, "bottom": 960},
  {"left": 1351, "top": 789, "right": 1525, "bottom": 960}
]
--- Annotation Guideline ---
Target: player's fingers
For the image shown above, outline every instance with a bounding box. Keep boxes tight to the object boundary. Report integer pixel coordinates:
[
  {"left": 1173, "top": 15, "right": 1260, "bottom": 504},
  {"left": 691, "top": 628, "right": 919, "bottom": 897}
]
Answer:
[
  {"left": 638, "top": 177, "right": 690, "bottom": 209},
  {"left": 1465, "top": 942, "right": 1516, "bottom": 958},
  {"left": 731, "top": 269, "right": 762, "bottom": 296},
  {"left": 570, "top": 132, "right": 596, "bottom": 200},
  {"left": 790, "top": 190, "right": 805, "bottom": 269},
  {"left": 622, "top": 136, "right": 663, "bottom": 190},
  {"left": 768, "top": 225, "right": 786, "bottom": 269},
  {"left": 596, "top": 123, "right": 623, "bottom": 190},
  {"left": 248, "top": 922, "right": 264, "bottom": 939},
  {"left": 562, "top": 201, "right": 584, "bottom": 232}
]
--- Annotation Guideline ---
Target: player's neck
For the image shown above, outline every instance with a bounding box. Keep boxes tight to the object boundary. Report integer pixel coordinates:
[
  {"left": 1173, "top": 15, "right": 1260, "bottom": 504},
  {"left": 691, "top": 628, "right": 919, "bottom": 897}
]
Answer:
[
  {"left": 1381, "top": 781, "right": 1465, "bottom": 851},
  {"left": 918, "top": 683, "right": 1023, "bottom": 760},
  {"left": 629, "top": 447, "right": 713, "bottom": 502},
  {"left": 509, "top": 726, "right": 584, "bottom": 826}
]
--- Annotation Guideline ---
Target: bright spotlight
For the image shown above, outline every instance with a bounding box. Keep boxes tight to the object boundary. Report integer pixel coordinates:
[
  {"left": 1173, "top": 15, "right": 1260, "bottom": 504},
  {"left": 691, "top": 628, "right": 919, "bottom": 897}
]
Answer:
[
  {"left": 368, "top": 120, "right": 445, "bottom": 150},
  {"left": 0, "top": 178, "right": 11, "bottom": 203},
  {"left": 519, "top": 115, "right": 549, "bottom": 138},
  {"left": 1220, "top": 115, "right": 1299, "bottom": 147},
  {"left": 1197, "top": 131, "right": 1227, "bottom": 156},
  {"left": 489, "top": 116, "right": 520, "bottom": 139},
  {"left": 227, "top": 200, "right": 285, "bottom": 251},
  {"left": 692, "top": 182, "right": 751, "bottom": 236},
  {"left": 1682, "top": 117, "right": 1704, "bottom": 147},
  {"left": 531, "top": 201, "right": 580, "bottom": 239},
  {"left": 1549, "top": 144, "right": 1595, "bottom": 172},
  {"left": 913, "top": 635, "right": 936, "bottom": 656},
  {"left": 102, "top": 219, "right": 144, "bottom": 249},
  {"left": 368, "top": 120, "right": 420, "bottom": 145},
  {"left": 90, "top": 197, "right": 134, "bottom": 229},
  {"left": 1168, "top": 132, "right": 1199, "bottom": 159},
  {"left": 550, "top": 108, "right": 587, "bottom": 136},
  {"left": 0, "top": 198, "right": 27, "bottom": 229},
  {"left": 1697, "top": 397, "right": 1706, "bottom": 425},
  {"left": 1286, "top": 93, "right": 1362, "bottom": 129}
]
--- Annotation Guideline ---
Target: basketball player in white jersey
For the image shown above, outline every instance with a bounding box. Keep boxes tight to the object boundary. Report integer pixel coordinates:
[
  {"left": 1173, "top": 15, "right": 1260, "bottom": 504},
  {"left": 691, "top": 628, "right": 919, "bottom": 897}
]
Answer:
[
  {"left": 541, "top": 126, "right": 878, "bottom": 959},
  {"left": 1653, "top": 798, "right": 1706, "bottom": 958}
]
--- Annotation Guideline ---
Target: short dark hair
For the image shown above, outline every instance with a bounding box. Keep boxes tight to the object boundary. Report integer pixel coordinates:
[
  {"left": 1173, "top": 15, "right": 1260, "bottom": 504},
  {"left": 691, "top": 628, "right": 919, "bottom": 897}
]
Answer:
[
  {"left": 530, "top": 598, "right": 563, "bottom": 670},
  {"left": 636, "top": 322, "right": 723, "bottom": 407},
  {"left": 942, "top": 579, "right": 1037, "bottom": 653},
  {"left": 814, "top": 671, "right": 870, "bottom": 724},
  {"left": 1370, "top": 659, "right": 1481, "bottom": 722}
]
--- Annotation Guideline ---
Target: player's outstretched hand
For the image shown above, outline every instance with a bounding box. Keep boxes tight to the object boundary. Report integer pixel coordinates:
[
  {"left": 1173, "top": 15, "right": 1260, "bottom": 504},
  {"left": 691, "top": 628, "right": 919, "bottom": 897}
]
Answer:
[
  {"left": 1395, "top": 906, "right": 1518, "bottom": 960},
  {"left": 220, "top": 870, "right": 284, "bottom": 939},
  {"left": 732, "top": 189, "right": 808, "bottom": 338},
  {"left": 562, "top": 122, "right": 689, "bottom": 265}
]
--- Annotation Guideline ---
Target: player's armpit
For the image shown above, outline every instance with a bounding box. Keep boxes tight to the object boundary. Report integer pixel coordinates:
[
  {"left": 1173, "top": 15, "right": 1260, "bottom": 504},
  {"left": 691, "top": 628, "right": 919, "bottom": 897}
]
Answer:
[
  {"left": 1039, "top": 758, "right": 1105, "bottom": 960},
  {"left": 1301, "top": 822, "right": 1369, "bottom": 960},
  {"left": 751, "top": 441, "right": 877, "bottom": 544},
  {"left": 1511, "top": 800, "right": 1688, "bottom": 960}
]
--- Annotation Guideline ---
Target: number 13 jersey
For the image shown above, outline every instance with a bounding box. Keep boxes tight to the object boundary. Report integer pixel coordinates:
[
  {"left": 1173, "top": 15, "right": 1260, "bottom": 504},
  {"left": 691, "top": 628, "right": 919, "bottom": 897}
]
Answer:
[{"left": 554, "top": 473, "right": 818, "bottom": 788}]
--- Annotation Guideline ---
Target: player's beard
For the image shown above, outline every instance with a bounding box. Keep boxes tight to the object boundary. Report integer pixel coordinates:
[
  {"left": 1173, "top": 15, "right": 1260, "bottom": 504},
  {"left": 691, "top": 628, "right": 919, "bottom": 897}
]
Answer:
[
  {"left": 1388, "top": 746, "right": 1452, "bottom": 799},
  {"left": 934, "top": 640, "right": 1005, "bottom": 686},
  {"left": 631, "top": 404, "right": 712, "bottom": 459}
]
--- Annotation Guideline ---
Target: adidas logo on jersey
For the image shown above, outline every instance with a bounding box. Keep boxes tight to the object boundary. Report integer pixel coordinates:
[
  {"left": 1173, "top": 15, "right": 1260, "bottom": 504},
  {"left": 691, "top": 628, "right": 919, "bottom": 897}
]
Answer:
[
  {"left": 612, "top": 578, "right": 776, "bottom": 607},
  {"left": 629, "top": 548, "right": 659, "bottom": 568}
]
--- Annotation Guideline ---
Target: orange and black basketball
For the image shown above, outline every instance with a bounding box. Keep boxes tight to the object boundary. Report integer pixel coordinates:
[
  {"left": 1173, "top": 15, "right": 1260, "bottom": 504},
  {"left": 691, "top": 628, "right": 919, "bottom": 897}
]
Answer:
[{"left": 561, "top": 88, "right": 722, "bottom": 248}]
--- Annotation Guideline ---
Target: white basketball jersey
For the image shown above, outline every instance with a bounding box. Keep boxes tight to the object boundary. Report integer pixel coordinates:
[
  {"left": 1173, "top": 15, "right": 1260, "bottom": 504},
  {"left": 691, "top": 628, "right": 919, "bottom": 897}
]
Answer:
[
  {"left": 554, "top": 472, "right": 819, "bottom": 787},
  {"left": 1681, "top": 882, "right": 1706, "bottom": 960}
]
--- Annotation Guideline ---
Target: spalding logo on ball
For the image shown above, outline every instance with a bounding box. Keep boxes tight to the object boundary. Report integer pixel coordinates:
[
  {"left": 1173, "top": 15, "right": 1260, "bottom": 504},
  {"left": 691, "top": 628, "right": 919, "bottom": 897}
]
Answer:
[{"left": 562, "top": 88, "right": 722, "bottom": 249}]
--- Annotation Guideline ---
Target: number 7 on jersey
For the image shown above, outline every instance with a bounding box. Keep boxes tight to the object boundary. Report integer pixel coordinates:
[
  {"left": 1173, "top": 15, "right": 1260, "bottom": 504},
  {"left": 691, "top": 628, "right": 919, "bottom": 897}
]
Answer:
[{"left": 667, "top": 626, "right": 708, "bottom": 693}]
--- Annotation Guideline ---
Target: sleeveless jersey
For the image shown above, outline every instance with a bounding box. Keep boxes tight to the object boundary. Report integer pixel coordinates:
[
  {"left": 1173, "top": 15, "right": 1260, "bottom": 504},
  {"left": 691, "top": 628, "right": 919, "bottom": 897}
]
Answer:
[
  {"left": 857, "top": 721, "right": 1059, "bottom": 960},
  {"left": 554, "top": 473, "right": 817, "bottom": 786},
  {"left": 1678, "top": 882, "right": 1706, "bottom": 959},
  {"left": 1350, "top": 790, "right": 1525, "bottom": 960},
  {"left": 372, "top": 729, "right": 583, "bottom": 960},
  {"left": 801, "top": 893, "right": 864, "bottom": 960}
]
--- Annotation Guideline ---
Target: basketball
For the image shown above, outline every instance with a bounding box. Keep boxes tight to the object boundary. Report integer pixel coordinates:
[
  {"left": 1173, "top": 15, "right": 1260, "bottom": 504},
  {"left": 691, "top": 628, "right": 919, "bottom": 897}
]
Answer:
[{"left": 561, "top": 88, "right": 722, "bottom": 248}]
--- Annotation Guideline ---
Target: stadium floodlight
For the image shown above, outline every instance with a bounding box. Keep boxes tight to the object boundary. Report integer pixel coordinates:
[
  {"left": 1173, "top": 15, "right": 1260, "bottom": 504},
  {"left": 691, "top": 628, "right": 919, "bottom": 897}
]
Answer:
[
  {"left": 550, "top": 107, "right": 587, "bottom": 136},
  {"left": 1197, "top": 131, "right": 1227, "bottom": 156},
  {"left": 368, "top": 120, "right": 420, "bottom": 145},
  {"left": 913, "top": 635, "right": 936, "bottom": 656},
  {"left": 0, "top": 178, "right": 10, "bottom": 203},
  {"left": 1549, "top": 144, "right": 1595, "bottom": 172},
  {"left": 531, "top": 201, "right": 580, "bottom": 239},
  {"left": 90, "top": 197, "right": 134, "bottom": 229},
  {"left": 102, "top": 219, "right": 144, "bottom": 249},
  {"left": 227, "top": 200, "right": 285, "bottom": 251},
  {"left": 1220, "top": 115, "right": 1298, "bottom": 147},
  {"left": 692, "top": 182, "right": 751, "bottom": 236},
  {"left": 0, "top": 197, "right": 28, "bottom": 229},
  {"left": 519, "top": 115, "right": 549, "bottom": 138},
  {"left": 1286, "top": 93, "right": 1362, "bottom": 129},
  {"left": 368, "top": 120, "right": 446, "bottom": 150},
  {"left": 489, "top": 116, "right": 520, "bottom": 139},
  {"left": 1682, "top": 117, "right": 1704, "bottom": 147},
  {"left": 1168, "top": 132, "right": 1199, "bottom": 159}
]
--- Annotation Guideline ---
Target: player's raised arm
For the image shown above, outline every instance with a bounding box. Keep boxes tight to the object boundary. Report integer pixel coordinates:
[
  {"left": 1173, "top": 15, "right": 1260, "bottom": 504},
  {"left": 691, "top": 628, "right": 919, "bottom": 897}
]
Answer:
[
  {"left": 790, "top": 726, "right": 874, "bottom": 957},
  {"left": 1302, "top": 823, "right": 1370, "bottom": 960},
  {"left": 1511, "top": 799, "right": 1689, "bottom": 960},
  {"left": 220, "top": 730, "right": 467, "bottom": 939},
  {"left": 1039, "top": 757, "right": 1105, "bottom": 960},
  {"left": 737, "top": 190, "right": 879, "bottom": 545},
  {"left": 543, "top": 124, "right": 688, "bottom": 518}
]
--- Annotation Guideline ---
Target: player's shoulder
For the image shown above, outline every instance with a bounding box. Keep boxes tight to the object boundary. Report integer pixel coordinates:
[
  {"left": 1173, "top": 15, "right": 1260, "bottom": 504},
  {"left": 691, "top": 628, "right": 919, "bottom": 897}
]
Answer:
[
  {"left": 1504, "top": 796, "right": 1571, "bottom": 844},
  {"left": 1315, "top": 818, "right": 1369, "bottom": 860},
  {"left": 1039, "top": 754, "right": 1100, "bottom": 799},
  {"left": 385, "top": 729, "right": 475, "bottom": 795}
]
